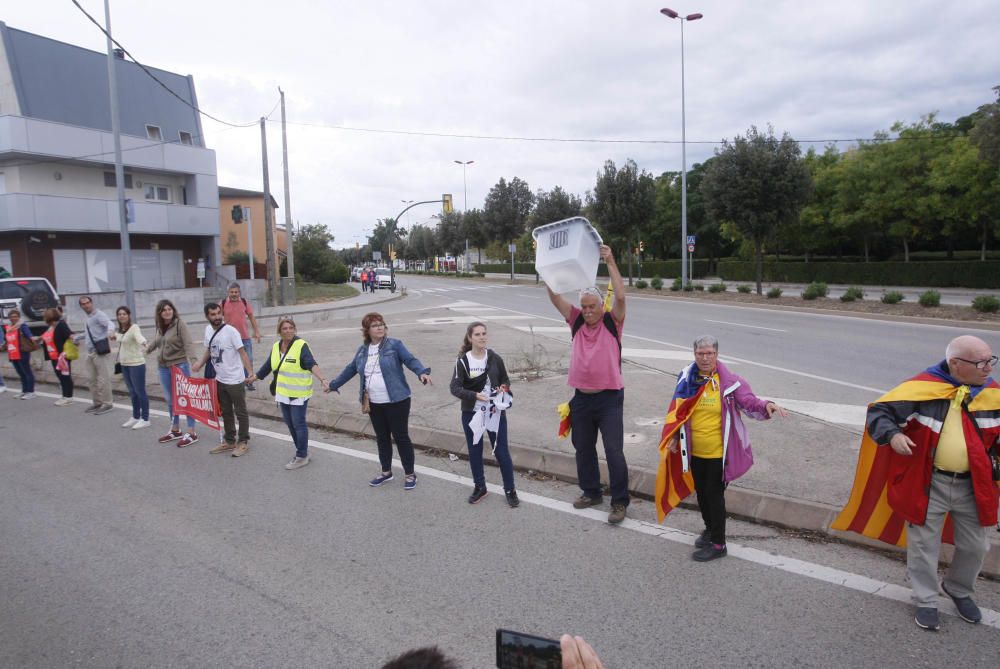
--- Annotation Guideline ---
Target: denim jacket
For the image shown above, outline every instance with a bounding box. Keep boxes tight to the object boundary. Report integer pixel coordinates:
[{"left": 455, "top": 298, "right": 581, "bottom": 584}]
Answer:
[{"left": 328, "top": 337, "right": 430, "bottom": 404}]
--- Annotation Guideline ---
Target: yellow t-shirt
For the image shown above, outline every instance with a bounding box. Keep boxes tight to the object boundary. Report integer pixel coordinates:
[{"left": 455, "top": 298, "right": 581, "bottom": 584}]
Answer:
[
  {"left": 934, "top": 402, "right": 970, "bottom": 473},
  {"left": 690, "top": 374, "right": 723, "bottom": 459}
]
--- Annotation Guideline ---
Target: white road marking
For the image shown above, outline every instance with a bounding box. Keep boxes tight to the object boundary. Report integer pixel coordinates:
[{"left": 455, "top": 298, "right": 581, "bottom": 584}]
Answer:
[
  {"left": 48, "top": 387, "right": 990, "bottom": 629},
  {"left": 621, "top": 348, "right": 740, "bottom": 364},
  {"left": 770, "top": 397, "right": 868, "bottom": 427},
  {"left": 513, "top": 326, "right": 570, "bottom": 334},
  {"left": 705, "top": 319, "right": 787, "bottom": 332}
]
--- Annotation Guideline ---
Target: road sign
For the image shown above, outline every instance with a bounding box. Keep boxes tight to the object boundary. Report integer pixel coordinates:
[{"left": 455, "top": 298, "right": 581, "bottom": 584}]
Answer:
[
  {"left": 687, "top": 235, "right": 696, "bottom": 245},
  {"left": 508, "top": 243, "right": 517, "bottom": 253},
  {"left": 687, "top": 244, "right": 695, "bottom": 253},
  {"left": 373, "top": 251, "right": 382, "bottom": 260}
]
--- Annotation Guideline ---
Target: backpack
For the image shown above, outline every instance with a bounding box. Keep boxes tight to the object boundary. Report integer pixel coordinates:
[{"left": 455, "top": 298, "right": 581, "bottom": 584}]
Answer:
[{"left": 570, "top": 312, "right": 621, "bottom": 365}]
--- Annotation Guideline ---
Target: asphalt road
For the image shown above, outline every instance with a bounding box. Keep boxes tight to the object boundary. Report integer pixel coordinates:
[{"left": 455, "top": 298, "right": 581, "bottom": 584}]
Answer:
[{"left": 2, "top": 391, "right": 999, "bottom": 668}]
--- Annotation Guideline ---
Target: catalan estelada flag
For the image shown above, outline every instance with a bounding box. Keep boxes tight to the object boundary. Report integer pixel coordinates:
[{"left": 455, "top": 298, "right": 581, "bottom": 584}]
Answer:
[
  {"left": 655, "top": 363, "right": 710, "bottom": 523},
  {"left": 831, "top": 369, "right": 1000, "bottom": 547}
]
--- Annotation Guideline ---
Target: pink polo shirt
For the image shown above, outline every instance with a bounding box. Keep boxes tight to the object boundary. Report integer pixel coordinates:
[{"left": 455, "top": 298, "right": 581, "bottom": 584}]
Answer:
[
  {"left": 566, "top": 306, "right": 624, "bottom": 391},
  {"left": 222, "top": 298, "right": 254, "bottom": 339}
]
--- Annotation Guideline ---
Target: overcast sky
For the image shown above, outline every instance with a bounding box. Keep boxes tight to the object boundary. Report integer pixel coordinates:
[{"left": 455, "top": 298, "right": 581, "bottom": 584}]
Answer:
[{"left": 6, "top": 1, "right": 999, "bottom": 249}]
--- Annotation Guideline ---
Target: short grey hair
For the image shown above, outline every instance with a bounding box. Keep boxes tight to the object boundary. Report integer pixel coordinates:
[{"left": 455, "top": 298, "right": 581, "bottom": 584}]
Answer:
[
  {"left": 579, "top": 286, "right": 603, "bottom": 303},
  {"left": 693, "top": 335, "right": 719, "bottom": 351},
  {"left": 228, "top": 282, "right": 241, "bottom": 292}
]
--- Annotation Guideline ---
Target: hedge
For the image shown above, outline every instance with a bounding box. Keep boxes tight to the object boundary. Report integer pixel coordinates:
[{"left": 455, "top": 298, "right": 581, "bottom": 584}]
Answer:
[
  {"left": 715, "top": 260, "right": 1000, "bottom": 289},
  {"left": 475, "top": 259, "right": 713, "bottom": 279}
]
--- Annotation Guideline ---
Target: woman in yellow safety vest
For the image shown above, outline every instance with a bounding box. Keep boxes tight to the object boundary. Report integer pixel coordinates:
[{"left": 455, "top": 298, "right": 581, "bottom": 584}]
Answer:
[{"left": 248, "top": 317, "right": 326, "bottom": 470}]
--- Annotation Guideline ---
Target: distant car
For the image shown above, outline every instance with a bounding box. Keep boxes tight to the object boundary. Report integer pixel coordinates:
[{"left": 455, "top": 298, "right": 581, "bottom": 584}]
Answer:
[
  {"left": 351, "top": 267, "right": 362, "bottom": 282},
  {"left": 374, "top": 268, "right": 395, "bottom": 292},
  {"left": 0, "top": 276, "right": 61, "bottom": 336}
]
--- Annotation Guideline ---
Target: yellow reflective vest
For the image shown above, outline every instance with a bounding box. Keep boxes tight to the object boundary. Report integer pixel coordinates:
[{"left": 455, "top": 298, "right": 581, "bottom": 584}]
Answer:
[{"left": 270, "top": 339, "right": 313, "bottom": 399}]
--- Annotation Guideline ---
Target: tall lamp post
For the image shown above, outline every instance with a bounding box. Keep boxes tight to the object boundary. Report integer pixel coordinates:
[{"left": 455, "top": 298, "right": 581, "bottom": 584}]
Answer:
[
  {"left": 454, "top": 160, "right": 474, "bottom": 271},
  {"left": 660, "top": 8, "right": 702, "bottom": 287}
]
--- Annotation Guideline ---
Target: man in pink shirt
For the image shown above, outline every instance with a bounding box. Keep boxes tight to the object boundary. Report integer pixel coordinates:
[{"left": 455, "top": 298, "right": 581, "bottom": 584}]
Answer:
[
  {"left": 547, "top": 244, "right": 629, "bottom": 524},
  {"left": 222, "top": 282, "right": 261, "bottom": 390}
]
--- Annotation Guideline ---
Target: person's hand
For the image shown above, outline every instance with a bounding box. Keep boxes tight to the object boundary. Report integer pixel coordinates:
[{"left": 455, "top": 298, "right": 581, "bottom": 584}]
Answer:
[
  {"left": 599, "top": 244, "right": 615, "bottom": 265},
  {"left": 254, "top": 333, "right": 262, "bottom": 343},
  {"left": 476, "top": 393, "right": 489, "bottom": 402},
  {"left": 560, "top": 635, "right": 604, "bottom": 669},
  {"left": 766, "top": 402, "right": 788, "bottom": 418},
  {"left": 108, "top": 333, "right": 117, "bottom": 341},
  {"left": 419, "top": 373, "right": 432, "bottom": 386},
  {"left": 667, "top": 435, "right": 679, "bottom": 453},
  {"left": 246, "top": 374, "right": 257, "bottom": 383},
  {"left": 192, "top": 361, "right": 203, "bottom": 373},
  {"left": 889, "top": 432, "right": 915, "bottom": 456}
]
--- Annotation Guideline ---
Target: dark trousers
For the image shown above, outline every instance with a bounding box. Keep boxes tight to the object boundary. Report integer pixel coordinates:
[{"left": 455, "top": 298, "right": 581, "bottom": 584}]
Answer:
[
  {"left": 369, "top": 397, "right": 416, "bottom": 475},
  {"left": 50, "top": 359, "right": 74, "bottom": 398},
  {"left": 569, "top": 389, "right": 629, "bottom": 506},
  {"left": 461, "top": 410, "right": 516, "bottom": 491},
  {"left": 691, "top": 456, "right": 727, "bottom": 545},
  {"left": 120, "top": 364, "right": 149, "bottom": 420},
  {"left": 11, "top": 357, "right": 34, "bottom": 393},
  {"left": 279, "top": 400, "right": 309, "bottom": 458},
  {"left": 218, "top": 381, "right": 250, "bottom": 444}
]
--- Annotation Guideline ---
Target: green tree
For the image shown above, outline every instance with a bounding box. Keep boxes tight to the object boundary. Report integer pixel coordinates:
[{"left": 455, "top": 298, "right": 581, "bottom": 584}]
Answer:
[
  {"left": 929, "top": 135, "right": 1000, "bottom": 260},
  {"left": 435, "top": 212, "right": 464, "bottom": 257},
  {"left": 701, "top": 125, "right": 812, "bottom": 294},
  {"left": 529, "top": 186, "right": 583, "bottom": 228},
  {"left": 970, "top": 86, "right": 1000, "bottom": 167},
  {"left": 460, "top": 209, "right": 488, "bottom": 263},
  {"left": 791, "top": 145, "right": 843, "bottom": 261},
  {"left": 483, "top": 177, "right": 535, "bottom": 244},
  {"left": 294, "top": 223, "right": 340, "bottom": 282},
  {"left": 588, "top": 158, "right": 656, "bottom": 283}
]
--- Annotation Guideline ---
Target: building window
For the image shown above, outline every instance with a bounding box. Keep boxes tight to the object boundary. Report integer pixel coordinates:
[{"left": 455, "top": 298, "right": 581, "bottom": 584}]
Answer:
[
  {"left": 145, "top": 125, "right": 162, "bottom": 141},
  {"left": 104, "top": 172, "right": 134, "bottom": 189},
  {"left": 144, "top": 184, "right": 171, "bottom": 202},
  {"left": 178, "top": 131, "right": 193, "bottom": 146}
]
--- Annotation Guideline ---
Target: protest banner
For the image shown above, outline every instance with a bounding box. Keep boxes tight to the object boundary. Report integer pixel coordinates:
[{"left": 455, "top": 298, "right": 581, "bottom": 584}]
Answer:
[{"left": 171, "top": 366, "right": 220, "bottom": 430}]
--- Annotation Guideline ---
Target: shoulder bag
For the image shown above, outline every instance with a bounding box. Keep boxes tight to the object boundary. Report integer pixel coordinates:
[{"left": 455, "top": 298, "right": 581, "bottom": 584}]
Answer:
[
  {"left": 269, "top": 343, "right": 293, "bottom": 397},
  {"left": 203, "top": 327, "right": 223, "bottom": 379},
  {"left": 86, "top": 322, "right": 111, "bottom": 356}
]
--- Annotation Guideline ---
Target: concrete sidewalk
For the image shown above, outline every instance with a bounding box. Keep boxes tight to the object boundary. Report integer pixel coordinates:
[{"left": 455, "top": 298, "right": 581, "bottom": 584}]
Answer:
[{"left": 7, "top": 288, "right": 1000, "bottom": 576}]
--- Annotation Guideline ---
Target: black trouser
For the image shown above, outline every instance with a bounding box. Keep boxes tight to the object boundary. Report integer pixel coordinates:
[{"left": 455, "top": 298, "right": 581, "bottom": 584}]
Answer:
[
  {"left": 368, "top": 397, "right": 415, "bottom": 475},
  {"left": 50, "top": 359, "right": 74, "bottom": 398},
  {"left": 569, "top": 389, "right": 630, "bottom": 506},
  {"left": 691, "top": 456, "right": 727, "bottom": 545},
  {"left": 217, "top": 381, "right": 250, "bottom": 444}
]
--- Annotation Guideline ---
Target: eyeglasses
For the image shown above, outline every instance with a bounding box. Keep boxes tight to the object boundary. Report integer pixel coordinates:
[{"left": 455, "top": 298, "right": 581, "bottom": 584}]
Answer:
[{"left": 954, "top": 355, "right": 998, "bottom": 370}]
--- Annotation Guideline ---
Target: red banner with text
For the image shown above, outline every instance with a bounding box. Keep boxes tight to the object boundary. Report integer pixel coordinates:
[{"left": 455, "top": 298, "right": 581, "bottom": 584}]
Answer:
[{"left": 171, "top": 366, "right": 220, "bottom": 430}]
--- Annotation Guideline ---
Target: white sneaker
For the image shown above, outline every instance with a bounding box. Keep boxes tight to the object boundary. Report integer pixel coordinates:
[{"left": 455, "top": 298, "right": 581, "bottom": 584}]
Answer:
[
  {"left": 54, "top": 397, "right": 73, "bottom": 406},
  {"left": 20, "top": 392, "right": 36, "bottom": 400},
  {"left": 285, "top": 456, "right": 310, "bottom": 470},
  {"left": 132, "top": 419, "right": 151, "bottom": 430},
  {"left": 0, "top": 385, "right": 7, "bottom": 393},
  {"left": 122, "top": 417, "right": 139, "bottom": 428}
]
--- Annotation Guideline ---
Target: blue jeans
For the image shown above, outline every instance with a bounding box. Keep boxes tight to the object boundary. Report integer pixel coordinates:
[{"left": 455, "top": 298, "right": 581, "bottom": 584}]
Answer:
[
  {"left": 242, "top": 339, "right": 253, "bottom": 379},
  {"left": 280, "top": 400, "right": 309, "bottom": 458},
  {"left": 121, "top": 364, "right": 150, "bottom": 420},
  {"left": 158, "top": 363, "right": 195, "bottom": 430},
  {"left": 461, "top": 410, "right": 515, "bottom": 491},
  {"left": 11, "top": 356, "right": 34, "bottom": 393},
  {"left": 569, "top": 389, "right": 629, "bottom": 506}
]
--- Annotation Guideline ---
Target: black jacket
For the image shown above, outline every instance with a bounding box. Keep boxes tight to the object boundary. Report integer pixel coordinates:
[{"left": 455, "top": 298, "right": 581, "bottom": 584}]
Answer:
[{"left": 449, "top": 349, "right": 512, "bottom": 412}]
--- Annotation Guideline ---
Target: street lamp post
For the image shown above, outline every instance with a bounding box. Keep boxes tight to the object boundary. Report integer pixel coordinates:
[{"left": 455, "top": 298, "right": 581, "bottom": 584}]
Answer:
[
  {"left": 454, "top": 160, "right": 474, "bottom": 271},
  {"left": 660, "top": 8, "right": 702, "bottom": 288}
]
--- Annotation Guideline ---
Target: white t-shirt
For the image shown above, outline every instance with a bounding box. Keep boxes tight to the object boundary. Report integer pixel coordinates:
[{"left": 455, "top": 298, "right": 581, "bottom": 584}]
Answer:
[
  {"left": 466, "top": 350, "right": 491, "bottom": 411},
  {"left": 365, "top": 343, "right": 390, "bottom": 404},
  {"left": 204, "top": 324, "right": 246, "bottom": 385}
]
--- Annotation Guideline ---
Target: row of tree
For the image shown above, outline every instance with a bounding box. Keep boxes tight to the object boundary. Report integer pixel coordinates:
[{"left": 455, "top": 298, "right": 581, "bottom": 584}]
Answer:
[{"left": 335, "top": 87, "right": 1000, "bottom": 293}]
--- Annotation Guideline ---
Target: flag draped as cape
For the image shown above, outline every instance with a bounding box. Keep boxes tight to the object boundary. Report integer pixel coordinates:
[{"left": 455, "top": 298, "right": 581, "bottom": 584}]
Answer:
[{"left": 655, "top": 363, "right": 712, "bottom": 523}]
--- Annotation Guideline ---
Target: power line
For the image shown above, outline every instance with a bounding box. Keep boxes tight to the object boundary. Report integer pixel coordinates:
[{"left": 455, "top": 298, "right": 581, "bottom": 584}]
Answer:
[{"left": 70, "top": 0, "right": 259, "bottom": 129}]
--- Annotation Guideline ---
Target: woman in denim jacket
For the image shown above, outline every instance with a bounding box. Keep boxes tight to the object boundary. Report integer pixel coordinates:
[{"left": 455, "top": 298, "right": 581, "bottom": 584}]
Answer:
[{"left": 327, "top": 312, "right": 432, "bottom": 490}]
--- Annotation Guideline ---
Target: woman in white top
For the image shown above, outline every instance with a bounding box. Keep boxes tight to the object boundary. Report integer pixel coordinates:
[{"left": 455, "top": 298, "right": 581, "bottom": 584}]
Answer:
[
  {"left": 114, "top": 306, "right": 150, "bottom": 429},
  {"left": 448, "top": 322, "right": 518, "bottom": 507}
]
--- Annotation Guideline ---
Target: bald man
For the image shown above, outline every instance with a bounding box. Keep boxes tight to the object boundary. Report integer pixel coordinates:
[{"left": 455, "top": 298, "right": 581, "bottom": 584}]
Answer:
[{"left": 866, "top": 336, "right": 999, "bottom": 631}]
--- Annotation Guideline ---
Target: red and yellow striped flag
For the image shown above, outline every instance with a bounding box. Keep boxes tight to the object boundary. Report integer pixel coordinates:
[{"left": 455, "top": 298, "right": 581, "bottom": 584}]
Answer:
[{"left": 655, "top": 365, "right": 707, "bottom": 523}]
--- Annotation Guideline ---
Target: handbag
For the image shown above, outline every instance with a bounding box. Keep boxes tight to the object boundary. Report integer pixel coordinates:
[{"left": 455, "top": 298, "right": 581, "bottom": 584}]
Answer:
[
  {"left": 63, "top": 338, "right": 80, "bottom": 361},
  {"left": 361, "top": 391, "right": 371, "bottom": 414},
  {"left": 269, "top": 343, "right": 293, "bottom": 397},
  {"left": 86, "top": 323, "right": 111, "bottom": 356},
  {"left": 20, "top": 331, "right": 39, "bottom": 353}
]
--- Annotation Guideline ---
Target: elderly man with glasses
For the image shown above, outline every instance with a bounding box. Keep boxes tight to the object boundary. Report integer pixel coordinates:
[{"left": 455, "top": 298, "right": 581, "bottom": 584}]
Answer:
[{"left": 834, "top": 335, "right": 1000, "bottom": 632}]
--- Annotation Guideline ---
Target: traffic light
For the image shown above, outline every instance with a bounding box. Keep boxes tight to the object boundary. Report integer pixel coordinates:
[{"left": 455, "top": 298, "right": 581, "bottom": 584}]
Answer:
[
  {"left": 442, "top": 193, "right": 454, "bottom": 214},
  {"left": 639, "top": 240, "right": 645, "bottom": 252},
  {"left": 231, "top": 204, "right": 243, "bottom": 223},
  {"left": 391, "top": 249, "right": 397, "bottom": 261},
  {"left": 532, "top": 238, "right": 537, "bottom": 250}
]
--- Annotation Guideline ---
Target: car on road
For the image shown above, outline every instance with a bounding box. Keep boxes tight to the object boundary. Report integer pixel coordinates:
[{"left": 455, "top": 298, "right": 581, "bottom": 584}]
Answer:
[
  {"left": 374, "top": 268, "right": 395, "bottom": 292},
  {"left": 0, "top": 276, "right": 61, "bottom": 335}
]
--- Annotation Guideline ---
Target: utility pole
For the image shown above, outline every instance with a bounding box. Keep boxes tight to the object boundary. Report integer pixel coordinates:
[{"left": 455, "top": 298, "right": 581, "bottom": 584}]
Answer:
[
  {"left": 104, "top": 0, "right": 134, "bottom": 313},
  {"left": 279, "top": 88, "right": 295, "bottom": 301},
  {"left": 260, "top": 117, "right": 278, "bottom": 307}
]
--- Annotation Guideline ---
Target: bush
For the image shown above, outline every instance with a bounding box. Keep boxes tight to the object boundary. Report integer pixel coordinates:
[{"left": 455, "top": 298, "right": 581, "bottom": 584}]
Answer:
[
  {"left": 682, "top": 283, "right": 694, "bottom": 292},
  {"left": 972, "top": 295, "right": 1000, "bottom": 313},
  {"left": 708, "top": 282, "right": 727, "bottom": 293},
  {"left": 737, "top": 284, "right": 752, "bottom": 294},
  {"left": 671, "top": 277, "right": 683, "bottom": 291},
  {"left": 651, "top": 276, "right": 663, "bottom": 290},
  {"left": 881, "top": 291, "right": 905, "bottom": 304},
  {"left": 694, "top": 284, "right": 705, "bottom": 291},
  {"left": 635, "top": 279, "right": 648, "bottom": 289},
  {"left": 918, "top": 290, "right": 941, "bottom": 307},
  {"left": 714, "top": 259, "right": 1000, "bottom": 289},
  {"left": 766, "top": 287, "right": 782, "bottom": 299},
  {"left": 801, "top": 281, "right": 829, "bottom": 300},
  {"left": 840, "top": 286, "right": 864, "bottom": 302}
]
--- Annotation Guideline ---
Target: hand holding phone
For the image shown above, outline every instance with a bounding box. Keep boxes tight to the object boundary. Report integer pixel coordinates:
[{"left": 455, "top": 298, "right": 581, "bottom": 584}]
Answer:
[{"left": 496, "top": 629, "right": 561, "bottom": 669}]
